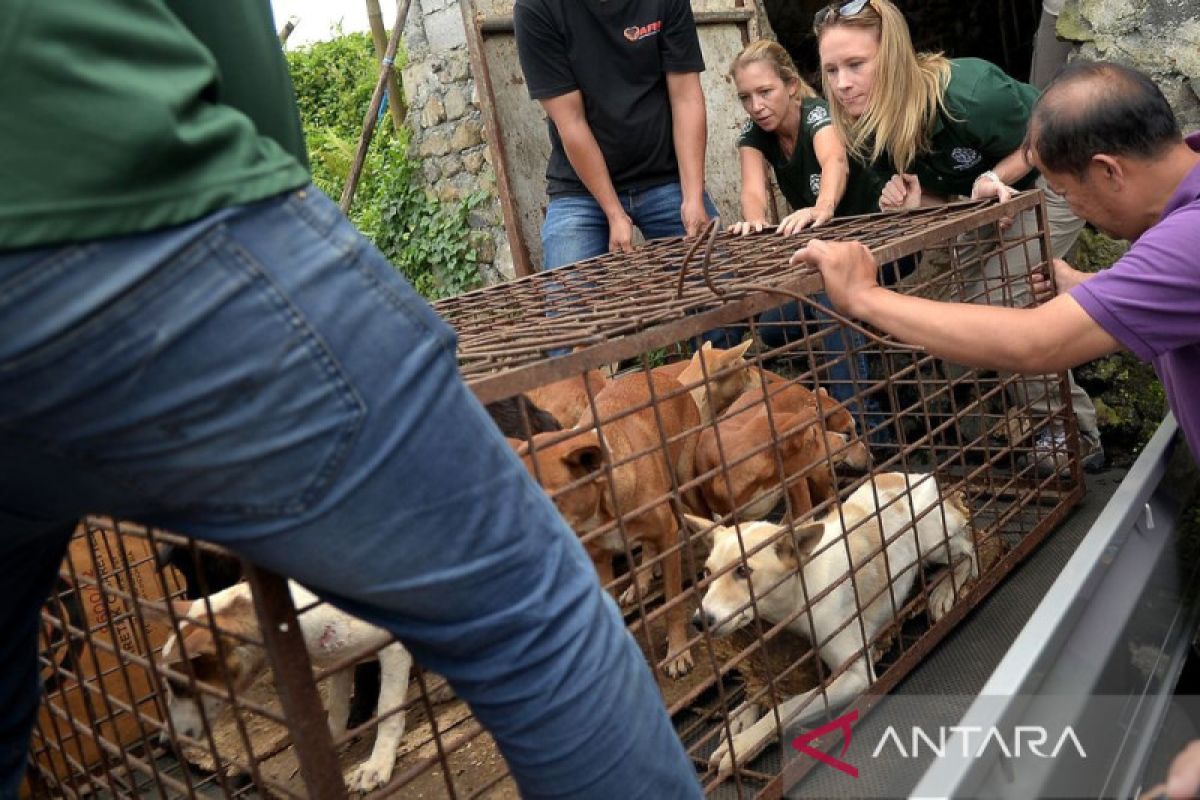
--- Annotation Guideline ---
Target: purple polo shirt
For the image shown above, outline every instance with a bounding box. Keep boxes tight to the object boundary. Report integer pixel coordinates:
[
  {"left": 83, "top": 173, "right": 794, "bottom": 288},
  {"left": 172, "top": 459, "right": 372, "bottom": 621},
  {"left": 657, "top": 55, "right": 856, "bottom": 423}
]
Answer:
[{"left": 1071, "top": 132, "right": 1200, "bottom": 460}]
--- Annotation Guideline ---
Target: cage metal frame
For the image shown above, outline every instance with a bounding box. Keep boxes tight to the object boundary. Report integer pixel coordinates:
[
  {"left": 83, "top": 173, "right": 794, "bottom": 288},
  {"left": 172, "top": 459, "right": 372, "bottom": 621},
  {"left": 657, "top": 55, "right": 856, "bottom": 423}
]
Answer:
[{"left": 26, "top": 193, "right": 1085, "bottom": 799}]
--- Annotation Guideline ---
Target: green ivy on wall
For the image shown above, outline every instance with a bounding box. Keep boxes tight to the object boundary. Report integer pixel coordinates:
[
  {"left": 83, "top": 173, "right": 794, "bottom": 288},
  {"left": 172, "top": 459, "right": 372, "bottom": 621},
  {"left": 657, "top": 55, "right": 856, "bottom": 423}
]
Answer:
[{"left": 286, "top": 31, "right": 483, "bottom": 300}]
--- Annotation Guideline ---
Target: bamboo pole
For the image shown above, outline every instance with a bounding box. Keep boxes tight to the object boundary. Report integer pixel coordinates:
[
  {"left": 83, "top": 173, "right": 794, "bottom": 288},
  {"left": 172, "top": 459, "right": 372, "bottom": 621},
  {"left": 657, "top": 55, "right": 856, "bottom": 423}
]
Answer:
[
  {"left": 339, "top": 0, "right": 414, "bottom": 213},
  {"left": 365, "top": 0, "right": 408, "bottom": 129}
]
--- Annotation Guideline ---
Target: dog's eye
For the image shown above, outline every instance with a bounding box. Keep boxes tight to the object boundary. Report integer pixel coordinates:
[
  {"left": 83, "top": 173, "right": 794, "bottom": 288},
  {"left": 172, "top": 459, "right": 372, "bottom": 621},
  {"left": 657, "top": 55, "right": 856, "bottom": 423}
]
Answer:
[{"left": 734, "top": 565, "right": 751, "bottom": 580}]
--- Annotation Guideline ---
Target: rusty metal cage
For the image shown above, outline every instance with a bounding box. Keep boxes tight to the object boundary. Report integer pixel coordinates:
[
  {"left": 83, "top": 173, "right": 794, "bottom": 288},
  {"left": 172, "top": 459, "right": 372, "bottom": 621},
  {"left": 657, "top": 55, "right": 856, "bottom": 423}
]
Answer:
[{"left": 25, "top": 195, "right": 1084, "bottom": 799}]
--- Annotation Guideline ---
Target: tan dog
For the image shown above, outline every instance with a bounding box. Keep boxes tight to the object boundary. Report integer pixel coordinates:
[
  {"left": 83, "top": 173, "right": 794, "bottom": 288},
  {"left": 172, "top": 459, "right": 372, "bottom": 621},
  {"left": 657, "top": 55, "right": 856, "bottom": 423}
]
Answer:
[
  {"left": 696, "top": 382, "right": 872, "bottom": 521},
  {"left": 690, "top": 472, "right": 977, "bottom": 773},
  {"left": 525, "top": 368, "right": 607, "bottom": 429},
  {"left": 160, "top": 581, "right": 412, "bottom": 792},
  {"left": 519, "top": 371, "right": 701, "bottom": 677},
  {"left": 656, "top": 340, "right": 757, "bottom": 423}
]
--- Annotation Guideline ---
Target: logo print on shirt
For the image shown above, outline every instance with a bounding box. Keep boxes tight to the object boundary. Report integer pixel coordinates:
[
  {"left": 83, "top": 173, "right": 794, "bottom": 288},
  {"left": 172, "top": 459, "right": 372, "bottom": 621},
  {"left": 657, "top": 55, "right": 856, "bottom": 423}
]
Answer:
[
  {"left": 806, "top": 105, "right": 830, "bottom": 125},
  {"left": 810, "top": 174, "right": 822, "bottom": 195},
  {"left": 624, "top": 20, "right": 663, "bottom": 41},
  {"left": 950, "top": 147, "right": 983, "bottom": 170}
]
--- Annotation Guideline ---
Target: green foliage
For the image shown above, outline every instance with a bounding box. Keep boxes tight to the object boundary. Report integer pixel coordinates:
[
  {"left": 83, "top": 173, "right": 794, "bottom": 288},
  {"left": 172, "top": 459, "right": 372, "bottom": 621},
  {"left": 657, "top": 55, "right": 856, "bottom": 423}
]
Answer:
[
  {"left": 1068, "top": 228, "right": 1162, "bottom": 466},
  {"left": 1069, "top": 227, "right": 1130, "bottom": 273},
  {"left": 285, "top": 32, "right": 482, "bottom": 300}
]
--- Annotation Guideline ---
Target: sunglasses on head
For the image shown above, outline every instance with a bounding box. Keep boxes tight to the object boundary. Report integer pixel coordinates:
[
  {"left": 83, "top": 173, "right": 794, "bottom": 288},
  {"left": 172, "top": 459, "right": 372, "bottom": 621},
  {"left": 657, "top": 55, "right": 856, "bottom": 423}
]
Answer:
[{"left": 814, "top": 0, "right": 871, "bottom": 27}]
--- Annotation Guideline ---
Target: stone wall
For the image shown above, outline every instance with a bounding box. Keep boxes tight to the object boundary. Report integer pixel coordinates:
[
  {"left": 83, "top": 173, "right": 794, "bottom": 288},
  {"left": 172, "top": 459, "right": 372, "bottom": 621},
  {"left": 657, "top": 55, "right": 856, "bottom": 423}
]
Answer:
[
  {"left": 1059, "top": 0, "right": 1200, "bottom": 129},
  {"left": 402, "top": 0, "right": 513, "bottom": 283}
]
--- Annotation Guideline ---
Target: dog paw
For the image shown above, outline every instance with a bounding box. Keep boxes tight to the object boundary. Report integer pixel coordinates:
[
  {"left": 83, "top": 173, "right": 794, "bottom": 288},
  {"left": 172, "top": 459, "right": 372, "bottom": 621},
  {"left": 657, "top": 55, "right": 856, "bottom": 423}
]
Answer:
[
  {"left": 346, "top": 759, "right": 394, "bottom": 793},
  {"left": 928, "top": 583, "right": 957, "bottom": 622},
  {"left": 708, "top": 728, "right": 763, "bottom": 776},
  {"left": 663, "top": 649, "right": 694, "bottom": 679},
  {"left": 709, "top": 738, "right": 734, "bottom": 776}
]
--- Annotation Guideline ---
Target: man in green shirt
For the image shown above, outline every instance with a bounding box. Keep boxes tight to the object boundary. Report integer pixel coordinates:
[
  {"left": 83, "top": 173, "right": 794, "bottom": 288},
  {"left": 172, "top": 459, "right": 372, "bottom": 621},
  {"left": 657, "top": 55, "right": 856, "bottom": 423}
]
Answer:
[{"left": 0, "top": 4, "right": 701, "bottom": 798}]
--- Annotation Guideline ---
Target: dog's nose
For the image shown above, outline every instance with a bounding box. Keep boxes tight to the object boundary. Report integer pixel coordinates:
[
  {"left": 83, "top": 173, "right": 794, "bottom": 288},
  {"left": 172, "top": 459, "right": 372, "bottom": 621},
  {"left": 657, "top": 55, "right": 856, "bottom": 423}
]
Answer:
[{"left": 691, "top": 610, "right": 717, "bottom": 632}]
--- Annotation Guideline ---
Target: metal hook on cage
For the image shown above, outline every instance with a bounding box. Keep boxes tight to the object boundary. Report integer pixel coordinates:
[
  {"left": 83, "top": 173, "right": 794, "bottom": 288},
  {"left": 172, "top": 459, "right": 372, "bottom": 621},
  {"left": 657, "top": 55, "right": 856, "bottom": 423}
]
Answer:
[
  {"left": 726, "top": 281, "right": 924, "bottom": 352},
  {"left": 673, "top": 216, "right": 921, "bottom": 351},
  {"left": 674, "top": 216, "right": 721, "bottom": 299}
]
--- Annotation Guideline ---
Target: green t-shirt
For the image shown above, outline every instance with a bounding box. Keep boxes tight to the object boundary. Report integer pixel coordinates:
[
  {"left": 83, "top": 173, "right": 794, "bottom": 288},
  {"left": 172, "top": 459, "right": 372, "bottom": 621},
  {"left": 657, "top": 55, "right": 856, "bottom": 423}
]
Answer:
[
  {"left": 737, "top": 96, "right": 881, "bottom": 218},
  {"left": 909, "top": 58, "right": 1040, "bottom": 198},
  {"left": 0, "top": 0, "right": 311, "bottom": 251}
]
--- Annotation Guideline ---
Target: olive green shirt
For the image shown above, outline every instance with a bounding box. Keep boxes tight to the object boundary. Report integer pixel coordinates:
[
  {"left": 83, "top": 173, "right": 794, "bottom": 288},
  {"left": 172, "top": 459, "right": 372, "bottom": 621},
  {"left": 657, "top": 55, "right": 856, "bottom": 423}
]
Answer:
[
  {"left": 738, "top": 97, "right": 881, "bottom": 217},
  {"left": 910, "top": 58, "right": 1040, "bottom": 197},
  {"left": 0, "top": 0, "right": 310, "bottom": 251}
]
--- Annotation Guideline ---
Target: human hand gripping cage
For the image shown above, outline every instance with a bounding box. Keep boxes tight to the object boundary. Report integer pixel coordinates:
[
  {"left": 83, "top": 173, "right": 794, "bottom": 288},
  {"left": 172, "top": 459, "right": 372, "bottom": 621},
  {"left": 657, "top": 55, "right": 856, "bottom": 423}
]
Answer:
[{"left": 26, "top": 194, "right": 1086, "bottom": 797}]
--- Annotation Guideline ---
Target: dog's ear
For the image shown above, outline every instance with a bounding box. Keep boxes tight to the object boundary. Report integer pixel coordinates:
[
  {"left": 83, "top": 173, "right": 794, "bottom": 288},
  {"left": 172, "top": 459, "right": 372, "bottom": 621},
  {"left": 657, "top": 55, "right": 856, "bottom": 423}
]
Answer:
[
  {"left": 681, "top": 513, "right": 716, "bottom": 533},
  {"left": 773, "top": 523, "right": 824, "bottom": 570},
  {"left": 681, "top": 513, "right": 721, "bottom": 546},
  {"left": 725, "top": 339, "right": 753, "bottom": 362},
  {"left": 562, "top": 440, "right": 604, "bottom": 478}
]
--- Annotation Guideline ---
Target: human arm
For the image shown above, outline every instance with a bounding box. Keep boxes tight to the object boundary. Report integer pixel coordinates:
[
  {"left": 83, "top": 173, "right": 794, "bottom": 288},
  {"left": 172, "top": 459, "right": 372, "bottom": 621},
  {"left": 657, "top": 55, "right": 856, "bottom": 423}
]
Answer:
[
  {"left": 666, "top": 71, "right": 710, "bottom": 237},
  {"left": 792, "top": 239, "right": 1121, "bottom": 372},
  {"left": 730, "top": 145, "right": 772, "bottom": 235},
  {"left": 777, "top": 125, "right": 849, "bottom": 235},
  {"left": 540, "top": 91, "right": 634, "bottom": 253}
]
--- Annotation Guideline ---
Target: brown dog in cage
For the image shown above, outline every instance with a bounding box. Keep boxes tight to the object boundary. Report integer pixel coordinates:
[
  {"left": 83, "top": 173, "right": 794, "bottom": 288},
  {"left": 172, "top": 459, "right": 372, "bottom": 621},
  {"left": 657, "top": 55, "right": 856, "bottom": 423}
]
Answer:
[
  {"left": 518, "top": 370, "right": 702, "bottom": 678},
  {"left": 696, "top": 382, "right": 871, "bottom": 521},
  {"left": 657, "top": 339, "right": 757, "bottom": 423},
  {"left": 690, "top": 472, "right": 977, "bottom": 774},
  {"left": 160, "top": 581, "right": 413, "bottom": 792},
  {"left": 525, "top": 367, "right": 608, "bottom": 429}
]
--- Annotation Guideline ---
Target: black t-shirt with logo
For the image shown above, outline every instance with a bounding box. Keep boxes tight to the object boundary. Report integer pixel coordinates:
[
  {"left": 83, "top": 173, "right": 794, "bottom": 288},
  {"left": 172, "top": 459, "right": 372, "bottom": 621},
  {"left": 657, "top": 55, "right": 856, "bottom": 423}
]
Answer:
[
  {"left": 737, "top": 97, "right": 882, "bottom": 217},
  {"left": 514, "top": 0, "right": 705, "bottom": 197}
]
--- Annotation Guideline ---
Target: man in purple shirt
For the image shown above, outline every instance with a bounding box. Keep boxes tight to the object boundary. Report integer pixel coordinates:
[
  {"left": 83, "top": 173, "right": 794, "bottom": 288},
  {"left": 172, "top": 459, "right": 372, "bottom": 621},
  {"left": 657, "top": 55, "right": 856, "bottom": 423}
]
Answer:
[{"left": 788, "top": 60, "right": 1200, "bottom": 462}]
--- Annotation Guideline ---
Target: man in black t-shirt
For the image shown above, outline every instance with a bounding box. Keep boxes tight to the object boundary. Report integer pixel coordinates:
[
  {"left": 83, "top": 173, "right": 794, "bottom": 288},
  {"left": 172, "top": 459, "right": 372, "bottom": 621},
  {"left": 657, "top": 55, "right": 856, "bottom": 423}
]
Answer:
[{"left": 514, "top": 0, "right": 719, "bottom": 268}]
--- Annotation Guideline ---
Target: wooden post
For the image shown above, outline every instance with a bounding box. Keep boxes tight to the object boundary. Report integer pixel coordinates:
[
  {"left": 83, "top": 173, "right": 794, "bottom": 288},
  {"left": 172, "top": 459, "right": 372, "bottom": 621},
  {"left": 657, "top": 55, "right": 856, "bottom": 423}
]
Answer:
[
  {"left": 340, "top": 0, "right": 414, "bottom": 213},
  {"left": 365, "top": 0, "right": 408, "bottom": 129},
  {"left": 278, "top": 15, "right": 299, "bottom": 46}
]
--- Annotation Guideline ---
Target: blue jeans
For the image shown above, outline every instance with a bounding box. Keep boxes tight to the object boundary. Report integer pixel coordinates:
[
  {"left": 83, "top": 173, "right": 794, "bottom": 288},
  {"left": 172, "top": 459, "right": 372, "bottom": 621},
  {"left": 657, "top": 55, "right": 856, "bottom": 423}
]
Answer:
[
  {"left": 0, "top": 188, "right": 700, "bottom": 800},
  {"left": 541, "top": 183, "right": 739, "bottom": 349},
  {"left": 541, "top": 182, "right": 719, "bottom": 269}
]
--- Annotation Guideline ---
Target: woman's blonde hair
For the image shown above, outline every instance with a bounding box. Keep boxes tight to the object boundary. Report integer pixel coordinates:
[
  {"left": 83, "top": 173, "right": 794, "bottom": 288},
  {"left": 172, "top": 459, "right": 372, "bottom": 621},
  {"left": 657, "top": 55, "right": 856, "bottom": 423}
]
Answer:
[
  {"left": 728, "top": 39, "right": 817, "bottom": 100},
  {"left": 814, "top": 0, "right": 951, "bottom": 173}
]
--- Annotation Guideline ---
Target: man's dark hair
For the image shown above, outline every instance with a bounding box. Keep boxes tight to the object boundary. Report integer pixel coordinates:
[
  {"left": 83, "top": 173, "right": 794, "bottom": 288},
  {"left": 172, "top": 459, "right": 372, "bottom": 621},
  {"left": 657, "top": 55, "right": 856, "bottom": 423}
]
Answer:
[{"left": 1025, "top": 61, "right": 1181, "bottom": 178}]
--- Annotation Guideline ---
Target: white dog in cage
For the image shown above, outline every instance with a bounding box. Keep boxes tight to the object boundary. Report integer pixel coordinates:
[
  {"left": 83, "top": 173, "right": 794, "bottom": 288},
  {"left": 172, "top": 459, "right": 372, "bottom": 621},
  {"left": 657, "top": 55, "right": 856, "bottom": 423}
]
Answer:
[
  {"left": 689, "top": 471, "right": 977, "bottom": 775},
  {"left": 159, "top": 580, "right": 412, "bottom": 792}
]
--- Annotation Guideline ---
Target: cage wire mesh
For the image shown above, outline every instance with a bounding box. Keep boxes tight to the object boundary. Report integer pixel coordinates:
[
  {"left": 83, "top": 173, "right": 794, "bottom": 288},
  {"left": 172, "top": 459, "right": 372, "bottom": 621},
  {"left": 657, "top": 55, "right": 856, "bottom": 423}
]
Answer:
[{"left": 26, "top": 194, "right": 1084, "bottom": 799}]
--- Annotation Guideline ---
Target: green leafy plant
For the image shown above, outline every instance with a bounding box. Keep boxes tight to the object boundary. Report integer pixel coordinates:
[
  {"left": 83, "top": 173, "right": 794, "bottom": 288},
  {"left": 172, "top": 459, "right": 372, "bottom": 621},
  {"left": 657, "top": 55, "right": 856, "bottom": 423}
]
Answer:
[
  {"left": 286, "top": 32, "right": 482, "bottom": 300},
  {"left": 1069, "top": 227, "right": 1165, "bottom": 465}
]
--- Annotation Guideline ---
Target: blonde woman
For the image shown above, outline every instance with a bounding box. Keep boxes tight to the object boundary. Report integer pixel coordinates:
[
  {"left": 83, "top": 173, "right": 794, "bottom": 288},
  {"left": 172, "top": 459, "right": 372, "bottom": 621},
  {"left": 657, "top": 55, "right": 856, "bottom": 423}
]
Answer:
[
  {"left": 812, "top": 0, "right": 1104, "bottom": 474},
  {"left": 729, "top": 39, "right": 904, "bottom": 425},
  {"left": 729, "top": 39, "right": 882, "bottom": 236}
]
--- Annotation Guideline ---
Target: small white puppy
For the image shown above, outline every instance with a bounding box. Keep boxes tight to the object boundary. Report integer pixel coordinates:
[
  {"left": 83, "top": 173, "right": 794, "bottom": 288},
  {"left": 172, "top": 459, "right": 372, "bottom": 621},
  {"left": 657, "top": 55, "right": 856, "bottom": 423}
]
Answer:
[
  {"left": 160, "top": 580, "right": 412, "bottom": 793},
  {"left": 690, "top": 471, "right": 977, "bottom": 774}
]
